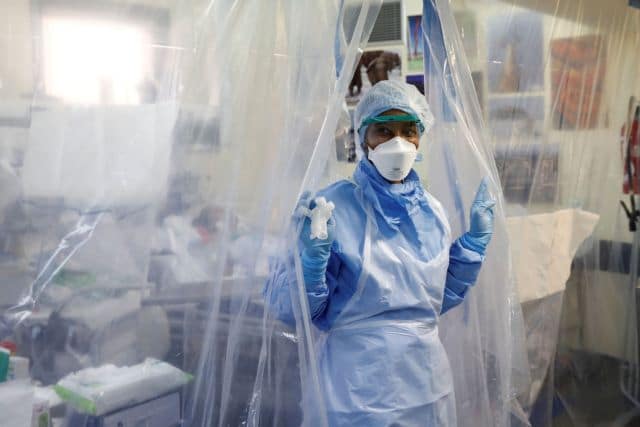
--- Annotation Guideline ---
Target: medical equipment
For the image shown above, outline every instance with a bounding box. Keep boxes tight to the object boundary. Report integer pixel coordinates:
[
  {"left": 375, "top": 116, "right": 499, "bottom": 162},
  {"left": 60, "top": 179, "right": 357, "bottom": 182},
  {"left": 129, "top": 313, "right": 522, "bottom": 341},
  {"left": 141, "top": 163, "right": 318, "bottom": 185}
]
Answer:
[
  {"left": 66, "top": 391, "right": 181, "bottom": 427},
  {"left": 55, "top": 358, "right": 190, "bottom": 416},
  {"left": 0, "top": 380, "right": 33, "bottom": 427}
]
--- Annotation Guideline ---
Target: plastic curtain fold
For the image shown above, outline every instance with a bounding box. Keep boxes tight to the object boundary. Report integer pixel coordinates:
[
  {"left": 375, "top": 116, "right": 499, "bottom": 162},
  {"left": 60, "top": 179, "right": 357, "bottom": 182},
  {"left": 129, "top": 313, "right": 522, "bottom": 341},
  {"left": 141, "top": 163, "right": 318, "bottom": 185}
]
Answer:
[
  {"left": 441, "top": 0, "right": 640, "bottom": 425},
  {"left": 421, "top": 1, "right": 528, "bottom": 425},
  {"left": 183, "top": 2, "right": 383, "bottom": 426}
]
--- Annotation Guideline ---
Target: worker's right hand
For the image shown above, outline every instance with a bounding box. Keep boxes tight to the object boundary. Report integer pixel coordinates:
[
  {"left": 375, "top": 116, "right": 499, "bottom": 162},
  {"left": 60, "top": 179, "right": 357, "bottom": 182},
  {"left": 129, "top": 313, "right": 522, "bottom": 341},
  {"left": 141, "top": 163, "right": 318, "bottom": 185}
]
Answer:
[
  {"left": 296, "top": 193, "right": 336, "bottom": 259},
  {"left": 294, "top": 193, "right": 336, "bottom": 285}
]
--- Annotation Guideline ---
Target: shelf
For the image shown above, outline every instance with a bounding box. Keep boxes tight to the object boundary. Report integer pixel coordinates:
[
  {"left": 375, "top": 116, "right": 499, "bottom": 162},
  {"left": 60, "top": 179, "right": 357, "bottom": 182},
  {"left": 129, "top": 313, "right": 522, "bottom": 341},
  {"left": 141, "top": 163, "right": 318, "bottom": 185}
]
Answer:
[{"left": 487, "top": 91, "right": 546, "bottom": 98}]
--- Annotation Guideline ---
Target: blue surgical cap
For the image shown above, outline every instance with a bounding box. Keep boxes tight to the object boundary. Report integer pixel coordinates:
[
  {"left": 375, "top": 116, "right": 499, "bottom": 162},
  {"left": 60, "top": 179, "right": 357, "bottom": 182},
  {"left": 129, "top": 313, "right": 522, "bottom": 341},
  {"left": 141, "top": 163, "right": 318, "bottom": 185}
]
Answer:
[{"left": 354, "top": 80, "right": 435, "bottom": 147}]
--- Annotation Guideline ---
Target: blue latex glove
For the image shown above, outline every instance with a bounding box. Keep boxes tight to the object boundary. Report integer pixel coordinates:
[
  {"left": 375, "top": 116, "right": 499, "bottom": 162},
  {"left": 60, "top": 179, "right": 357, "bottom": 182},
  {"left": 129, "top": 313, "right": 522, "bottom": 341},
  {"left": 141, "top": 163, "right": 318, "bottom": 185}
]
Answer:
[
  {"left": 460, "top": 178, "right": 496, "bottom": 255},
  {"left": 296, "top": 193, "right": 336, "bottom": 284}
]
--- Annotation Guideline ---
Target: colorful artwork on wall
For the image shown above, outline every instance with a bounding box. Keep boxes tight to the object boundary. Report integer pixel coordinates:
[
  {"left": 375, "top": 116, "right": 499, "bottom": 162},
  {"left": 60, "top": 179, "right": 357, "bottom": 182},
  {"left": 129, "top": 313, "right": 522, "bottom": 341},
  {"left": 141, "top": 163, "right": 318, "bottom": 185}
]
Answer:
[
  {"left": 407, "top": 15, "right": 423, "bottom": 74},
  {"left": 347, "top": 47, "right": 403, "bottom": 105},
  {"left": 550, "top": 34, "right": 606, "bottom": 129}
]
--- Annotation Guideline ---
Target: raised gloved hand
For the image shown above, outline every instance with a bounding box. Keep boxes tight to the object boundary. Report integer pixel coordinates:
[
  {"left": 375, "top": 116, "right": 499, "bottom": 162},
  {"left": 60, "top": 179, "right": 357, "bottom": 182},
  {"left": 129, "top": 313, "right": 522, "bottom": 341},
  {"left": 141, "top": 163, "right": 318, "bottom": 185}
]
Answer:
[
  {"left": 295, "top": 193, "right": 336, "bottom": 284},
  {"left": 460, "top": 178, "right": 496, "bottom": 255}
]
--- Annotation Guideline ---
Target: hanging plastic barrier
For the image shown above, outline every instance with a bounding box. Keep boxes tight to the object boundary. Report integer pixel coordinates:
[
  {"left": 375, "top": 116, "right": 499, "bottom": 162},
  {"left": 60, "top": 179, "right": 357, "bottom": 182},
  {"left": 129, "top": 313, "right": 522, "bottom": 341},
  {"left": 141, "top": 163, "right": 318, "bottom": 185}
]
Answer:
[
  {"left": 441, "top": 0, "right": 640, "bottom": 426},
  {"left": 185, "top": 2, "right": 384, "bottom": 426},
  {"left": 5, "top": 0, "right": 638, "bottom": 425},
  {"left": 421, "top": 1, "right": 528, "bottom": 425}
]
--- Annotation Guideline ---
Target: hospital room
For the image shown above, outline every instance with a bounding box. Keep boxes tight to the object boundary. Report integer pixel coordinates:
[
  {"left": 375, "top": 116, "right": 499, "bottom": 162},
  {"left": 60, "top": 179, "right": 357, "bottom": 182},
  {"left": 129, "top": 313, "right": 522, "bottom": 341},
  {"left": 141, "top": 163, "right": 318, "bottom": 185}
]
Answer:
[{"left": 0, "top": 0, "right": 639, "bottom": 426}]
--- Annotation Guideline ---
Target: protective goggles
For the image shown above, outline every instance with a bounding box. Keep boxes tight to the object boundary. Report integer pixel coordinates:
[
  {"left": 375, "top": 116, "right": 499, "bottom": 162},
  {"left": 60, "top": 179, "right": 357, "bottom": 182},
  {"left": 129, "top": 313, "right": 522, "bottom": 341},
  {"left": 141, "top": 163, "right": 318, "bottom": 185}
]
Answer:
[{"left": 358, "top": 114, "right": 425, "bottom": 134}]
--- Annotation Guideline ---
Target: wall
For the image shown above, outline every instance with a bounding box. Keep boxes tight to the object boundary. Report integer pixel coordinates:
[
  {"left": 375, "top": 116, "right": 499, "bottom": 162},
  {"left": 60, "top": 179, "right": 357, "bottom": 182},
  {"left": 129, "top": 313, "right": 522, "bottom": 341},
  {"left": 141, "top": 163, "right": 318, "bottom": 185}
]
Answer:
[
  {"left": 401, "top": 0, "right": 640, "bottom": 243},
  {"left": 0, "top": 2, "right": 33, "bottom": 103}
]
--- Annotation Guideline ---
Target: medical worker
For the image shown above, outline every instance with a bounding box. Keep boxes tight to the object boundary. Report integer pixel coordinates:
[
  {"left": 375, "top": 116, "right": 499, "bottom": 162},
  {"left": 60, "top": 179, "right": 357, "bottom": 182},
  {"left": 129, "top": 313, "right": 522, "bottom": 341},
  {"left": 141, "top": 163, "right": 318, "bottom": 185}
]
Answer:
[{"left": 265, "top": 80, "right": 495, "bottom": 426}]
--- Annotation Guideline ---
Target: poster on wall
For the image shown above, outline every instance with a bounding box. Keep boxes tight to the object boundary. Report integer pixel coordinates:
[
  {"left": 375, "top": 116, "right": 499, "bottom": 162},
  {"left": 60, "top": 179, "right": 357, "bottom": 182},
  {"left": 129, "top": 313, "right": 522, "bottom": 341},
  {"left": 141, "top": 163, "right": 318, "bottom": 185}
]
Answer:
[
  {"left": 406, "top": 15, "right": 423, "bottom": 74},
  {"left": 347, "top": 47, "right": 402, "bottom": 106},
  {"left": 486, "top": 11, "right": 544, "bottom": 94},
  {"left": 551, "top": 34, "right": 607, "bottom": 130}
]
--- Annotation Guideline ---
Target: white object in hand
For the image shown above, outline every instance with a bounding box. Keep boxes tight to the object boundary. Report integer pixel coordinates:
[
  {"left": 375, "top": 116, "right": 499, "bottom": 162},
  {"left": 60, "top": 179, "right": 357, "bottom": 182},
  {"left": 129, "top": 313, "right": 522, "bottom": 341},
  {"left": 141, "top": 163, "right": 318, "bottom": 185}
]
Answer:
[{"left": 299, "top": 197, "right": 335, "bottom": 240}]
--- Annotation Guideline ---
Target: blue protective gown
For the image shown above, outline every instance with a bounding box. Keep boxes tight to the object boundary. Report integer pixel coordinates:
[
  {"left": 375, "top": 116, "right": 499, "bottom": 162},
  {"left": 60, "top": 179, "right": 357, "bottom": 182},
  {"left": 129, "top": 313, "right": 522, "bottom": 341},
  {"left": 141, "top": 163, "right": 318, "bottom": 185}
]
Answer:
[{"left": 265, "top": 159, "right": 484, "bottom": 426}]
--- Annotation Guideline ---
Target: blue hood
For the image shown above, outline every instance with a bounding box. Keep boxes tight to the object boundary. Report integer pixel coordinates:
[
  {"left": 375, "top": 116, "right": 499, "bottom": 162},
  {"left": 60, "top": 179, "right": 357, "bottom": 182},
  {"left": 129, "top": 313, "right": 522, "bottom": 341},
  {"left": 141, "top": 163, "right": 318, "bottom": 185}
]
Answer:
[{"left": 353, "top": 159, "right": 427, "bottom": 231}]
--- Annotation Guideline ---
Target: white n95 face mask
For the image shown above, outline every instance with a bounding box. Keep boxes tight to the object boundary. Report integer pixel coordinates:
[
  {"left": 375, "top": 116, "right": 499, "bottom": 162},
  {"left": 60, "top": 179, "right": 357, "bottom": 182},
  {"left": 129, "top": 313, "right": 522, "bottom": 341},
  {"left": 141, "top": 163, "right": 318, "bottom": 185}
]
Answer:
[{"left": 367, "top": 137, "right": 418, "bottom": 182}]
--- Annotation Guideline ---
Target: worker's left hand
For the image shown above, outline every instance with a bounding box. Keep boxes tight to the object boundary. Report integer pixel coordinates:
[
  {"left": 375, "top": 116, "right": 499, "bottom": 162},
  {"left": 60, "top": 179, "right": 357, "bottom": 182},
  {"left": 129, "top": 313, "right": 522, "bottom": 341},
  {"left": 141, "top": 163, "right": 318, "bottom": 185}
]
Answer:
[{"left": 461, "top": 177, "right": 496, "bottom": 254}]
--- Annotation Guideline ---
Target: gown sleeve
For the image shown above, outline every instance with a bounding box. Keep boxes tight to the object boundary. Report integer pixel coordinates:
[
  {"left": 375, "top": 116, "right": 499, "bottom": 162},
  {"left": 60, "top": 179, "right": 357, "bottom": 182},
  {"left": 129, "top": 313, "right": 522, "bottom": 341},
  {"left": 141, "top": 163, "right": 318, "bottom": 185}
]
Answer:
[
  {"left": 263, "top": 248, "right": 341, "bottom": 327},
  {"left": 440, "top": 236, "right": 485, "bottom": 314}
]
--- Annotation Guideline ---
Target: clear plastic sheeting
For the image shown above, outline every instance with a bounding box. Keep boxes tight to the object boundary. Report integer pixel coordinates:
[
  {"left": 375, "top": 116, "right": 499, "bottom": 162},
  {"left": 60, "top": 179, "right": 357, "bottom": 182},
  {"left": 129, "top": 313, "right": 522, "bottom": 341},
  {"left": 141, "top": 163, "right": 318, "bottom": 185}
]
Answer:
[
  {"left": 183, "top": 1, "right": 384, "bottom": 426},
  {"left": 420, "top": 1, "right": 528, "bottom": 425},
  {"left": 1, "top": 0, "right": 636, "bottom": 425},
  {"left": 443, "top": 0, "right": 640, "bottom": 425}
]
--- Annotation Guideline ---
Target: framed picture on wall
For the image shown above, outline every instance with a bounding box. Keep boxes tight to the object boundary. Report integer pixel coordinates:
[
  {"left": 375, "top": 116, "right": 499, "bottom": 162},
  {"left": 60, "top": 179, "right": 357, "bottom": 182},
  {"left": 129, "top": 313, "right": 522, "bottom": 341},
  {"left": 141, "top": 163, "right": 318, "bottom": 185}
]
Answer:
[
  {"left": 486, "top": 11, "right": 544, "bottom": 94},
  {"left": 347, "top": 47, "right": 403, "bottom": 106},
  {"left": 405, "top": 70, "right": 482, "bottom": 108},
  {"left": 494, "top": 144, "right": 558, "bottom": 204},
  {"left": 551, "top": 34, "right": 607, "bottom": 130},
  {"left": 406, "top": 74, "right": 424, "bottom": 95},
  {"left": 406, "top": 15, "right": 423, "bottom": 74}
]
